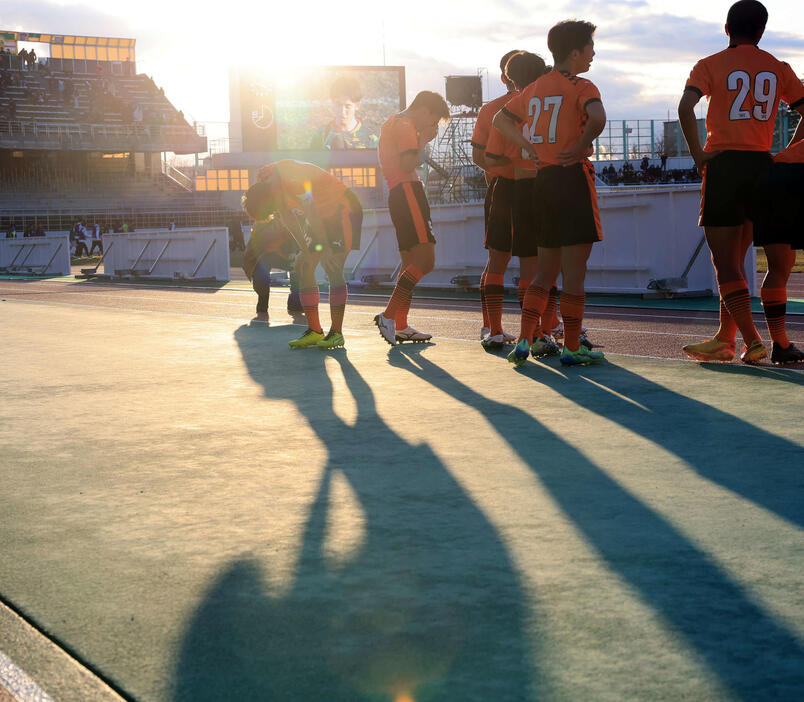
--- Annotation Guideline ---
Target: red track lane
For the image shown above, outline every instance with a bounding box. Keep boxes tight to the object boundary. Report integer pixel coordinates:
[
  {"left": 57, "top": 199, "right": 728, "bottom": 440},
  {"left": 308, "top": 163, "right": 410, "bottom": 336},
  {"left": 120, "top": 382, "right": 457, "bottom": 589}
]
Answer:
[{"left": 1, "top": 277, "right": 803, "bottom": 368}]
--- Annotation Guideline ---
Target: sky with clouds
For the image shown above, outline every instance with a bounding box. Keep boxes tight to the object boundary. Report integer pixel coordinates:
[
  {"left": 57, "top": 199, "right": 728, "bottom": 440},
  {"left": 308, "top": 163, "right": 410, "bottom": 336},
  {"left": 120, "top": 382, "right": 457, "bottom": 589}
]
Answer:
[{"left": 2, "top": 0, "right": 803, "bottom": 126}]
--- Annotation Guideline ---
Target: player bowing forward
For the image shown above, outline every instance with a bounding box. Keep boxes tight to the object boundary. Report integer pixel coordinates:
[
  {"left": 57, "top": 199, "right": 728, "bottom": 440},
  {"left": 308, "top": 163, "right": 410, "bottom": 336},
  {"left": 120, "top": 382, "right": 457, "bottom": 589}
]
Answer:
[
  {"left": 374, "top": 91, "right": 450, "bottom": 346},
  {"left": 493, "top": 20, "right": 607, "bottom": 367},
  {"left": 678, "top": 0, "right": 804, "bottom": 364},
  {"left": 242, "top": 159, "right": 363, "bottom": 349}
]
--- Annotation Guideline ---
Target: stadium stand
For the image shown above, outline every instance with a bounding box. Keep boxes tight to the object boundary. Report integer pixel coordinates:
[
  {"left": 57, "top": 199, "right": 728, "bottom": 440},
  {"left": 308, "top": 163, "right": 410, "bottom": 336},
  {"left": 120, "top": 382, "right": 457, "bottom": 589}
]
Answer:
[{"left": 0, "top": 31, "right": 232, "bottom": 234}]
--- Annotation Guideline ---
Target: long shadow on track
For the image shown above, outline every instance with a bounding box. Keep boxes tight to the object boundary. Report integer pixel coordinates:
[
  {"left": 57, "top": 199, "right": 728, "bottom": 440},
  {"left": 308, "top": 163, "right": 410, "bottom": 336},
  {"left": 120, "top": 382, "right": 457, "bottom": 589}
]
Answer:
[
  {"left": 171, "top": 325, "right": 535, "bottom": 701},
  {"left": 389, "top": 345, "right": 804, "bottom": 702}
]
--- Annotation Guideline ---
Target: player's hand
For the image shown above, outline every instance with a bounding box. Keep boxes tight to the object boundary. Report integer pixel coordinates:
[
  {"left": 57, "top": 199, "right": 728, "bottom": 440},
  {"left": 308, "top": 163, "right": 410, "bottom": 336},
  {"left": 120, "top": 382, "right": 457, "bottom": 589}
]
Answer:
[
  {"left": 693, "top": 149, "right": 722, "bottom": 175},
  {"left": 558, "top": 140, "right": 591, "bottom": 166},
  {"left": 522, "top": 141, "right": 539, "bottom": 165}
]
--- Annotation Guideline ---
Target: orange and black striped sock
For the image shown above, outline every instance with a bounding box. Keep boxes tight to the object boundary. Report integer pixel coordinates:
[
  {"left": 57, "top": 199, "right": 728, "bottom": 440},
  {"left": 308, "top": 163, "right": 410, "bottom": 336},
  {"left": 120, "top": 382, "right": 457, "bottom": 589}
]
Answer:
[
  {"left": 761, "top": 287, "right": 790, "bottom": 347},
  {"left": 329, "top": 284, "right": 347, "bottom": 333},
  {"left": 719, "top": 280, "right": 760, "bottom": 345},
  {"left": 561, "top": 291, "right": 586, "bottom": 351},
  {"left": 480, "top": 268, "right": 490, "bottom": 328},
  {"left": 517, "top": 278, "right": 532, "bottom": 309},
  {"left": 385, "top": 265, "right": 423, "bottom": 329},
  {"left": 520, "top": 284, "right": 549, "bottom": 342},
  {"left": 539, "top": 287, "right": 559, "bottom": 336},
  {"left": 715, "top": 298, "right": 738, "bottom": 344},
  {"left": 485, "top": 273, "right": 506, "bottom": 336},
  {"left": 300, "top": 288, "right": 322, "bottom": 333}
]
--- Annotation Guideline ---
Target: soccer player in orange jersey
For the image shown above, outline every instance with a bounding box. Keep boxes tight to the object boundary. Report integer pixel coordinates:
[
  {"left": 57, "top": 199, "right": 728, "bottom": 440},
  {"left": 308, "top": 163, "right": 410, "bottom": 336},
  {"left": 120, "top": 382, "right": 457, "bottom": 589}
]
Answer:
[
  {"left": 750, "top": 137, "right": 804, "bottom": 364},
  {"left": 493, "top": 20, "right": 607, "bottom": 366},
  {"left": 482, "top": 51, "right": 559, "bottom": 352},
  {"left": 678, "top": 0, "right": 804, "bottom": 364},
  {"left": 374, "top": 91, "right": 450, "bottom": 345},
  {"left": 242, "top": 159, "right": 363, "bottom": 349},
  {"left": 471, "top": 49, "right": 520, "bottom": 343}
]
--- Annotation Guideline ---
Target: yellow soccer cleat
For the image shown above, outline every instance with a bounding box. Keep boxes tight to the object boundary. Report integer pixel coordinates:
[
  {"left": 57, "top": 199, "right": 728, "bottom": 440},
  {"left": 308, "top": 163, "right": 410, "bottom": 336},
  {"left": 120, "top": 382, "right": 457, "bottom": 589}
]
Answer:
[
  {"left": 682, "top": 338, "right": 735, "bottom": 362},
  {"left": 288, "top": 328, "right": 325, "bottom": 349}
]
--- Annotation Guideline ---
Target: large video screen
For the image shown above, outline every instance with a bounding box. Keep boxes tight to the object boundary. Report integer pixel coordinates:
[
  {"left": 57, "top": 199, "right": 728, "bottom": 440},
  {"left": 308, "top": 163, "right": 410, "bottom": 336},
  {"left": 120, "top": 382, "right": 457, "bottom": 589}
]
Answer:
[{"left": 238, "top": 66, "right": 405, "bottom": 152}]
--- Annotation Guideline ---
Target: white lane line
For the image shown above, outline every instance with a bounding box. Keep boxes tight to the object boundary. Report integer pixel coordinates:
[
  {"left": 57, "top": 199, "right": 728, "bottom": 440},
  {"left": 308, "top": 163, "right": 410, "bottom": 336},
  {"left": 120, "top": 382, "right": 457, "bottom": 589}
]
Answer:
[
  {"left": 0, "top": 280, "right": 804, "bottom": 326},
  {"left": 4, "top": 297, "right": 802, "bottom": 371},
  {"left": 0, "top": 650, "right": 54, "bottom": 702}
]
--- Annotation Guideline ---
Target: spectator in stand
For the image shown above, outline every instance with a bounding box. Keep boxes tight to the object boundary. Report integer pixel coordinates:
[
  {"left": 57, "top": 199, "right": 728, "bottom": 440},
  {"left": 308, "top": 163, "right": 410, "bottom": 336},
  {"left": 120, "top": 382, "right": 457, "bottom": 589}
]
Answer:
[
  {"left": 73, "top": 221, "right": 89, "bottom": 256},
  {"left": 27, "top": 49, "right": 36, "bottom": 68},
  {"left": 168, "top": 220, "right": 176, "bottom": 231},
  {"left": 661, "top": 152, "right": 668, "bottom": 171},
  {"left": 640, "top": 155, "right": 649, "bottom": 172},
  {"left": 89, "top": 222, "right": 103, "bottom": 255},
  {"left": 18, "top": 48, "right": 27, "bottom": 70}
]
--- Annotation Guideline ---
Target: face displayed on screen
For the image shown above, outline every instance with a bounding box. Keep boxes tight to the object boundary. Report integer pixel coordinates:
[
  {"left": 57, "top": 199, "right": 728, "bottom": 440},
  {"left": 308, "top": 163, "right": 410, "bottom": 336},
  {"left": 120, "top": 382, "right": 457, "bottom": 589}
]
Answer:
[
  {"left": 332, "top": 96, "right": 359, "bottom": 132},
  {"left": 238, "top": 66, "right": 404, "bottom": 152}
]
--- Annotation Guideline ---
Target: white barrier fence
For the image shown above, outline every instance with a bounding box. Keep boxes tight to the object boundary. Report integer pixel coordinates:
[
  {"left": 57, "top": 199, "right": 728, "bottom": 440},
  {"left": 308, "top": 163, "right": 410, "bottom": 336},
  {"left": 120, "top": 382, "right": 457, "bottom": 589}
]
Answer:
[
  {"left": 100, "top": 227, "right": 230, "bottom": 281},
  {"left": 0, "top": 234, "right": 71, "bottom": 276},
  {"left": 335, "top": 184, "right": 755, "bottom": 297}
]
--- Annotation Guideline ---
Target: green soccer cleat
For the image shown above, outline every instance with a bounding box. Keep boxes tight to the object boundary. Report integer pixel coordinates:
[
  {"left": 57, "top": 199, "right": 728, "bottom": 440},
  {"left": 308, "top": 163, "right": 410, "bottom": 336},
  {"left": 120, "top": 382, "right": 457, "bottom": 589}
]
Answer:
[
  {"left": 288, "top": 328, "right": 325, "bottom": 349},
  {"left": 317, "top": 331, "right": 345, "bottom": 349},
  {"left": 560, "top": 345, "right": 605, "bottom": 366},
  {"left": 507, "top": 339, "right": 530, "bottom": 367}
]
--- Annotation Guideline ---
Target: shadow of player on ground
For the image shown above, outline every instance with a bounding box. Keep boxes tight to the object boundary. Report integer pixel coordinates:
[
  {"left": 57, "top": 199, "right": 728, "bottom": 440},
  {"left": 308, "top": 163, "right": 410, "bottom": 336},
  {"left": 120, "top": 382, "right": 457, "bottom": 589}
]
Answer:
[
  {"left": 389, "top": 345, "right": 804, "bottom": 702},
  {"left": 171, "top": 324, "right": 535, "bottom": 701}
]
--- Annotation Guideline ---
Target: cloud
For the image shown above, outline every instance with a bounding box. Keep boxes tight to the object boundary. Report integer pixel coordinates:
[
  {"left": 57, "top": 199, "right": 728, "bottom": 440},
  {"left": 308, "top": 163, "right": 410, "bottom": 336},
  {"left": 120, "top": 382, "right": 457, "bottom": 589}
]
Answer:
[{"left": 0, "top": 1, "right": 131, "bottom": 37}]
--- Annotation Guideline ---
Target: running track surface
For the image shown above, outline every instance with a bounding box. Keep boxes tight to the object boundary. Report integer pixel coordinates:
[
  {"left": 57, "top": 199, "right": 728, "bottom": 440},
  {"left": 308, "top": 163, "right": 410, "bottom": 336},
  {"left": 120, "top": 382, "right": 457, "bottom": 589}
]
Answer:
[{"left": 1, "top": 275, "right": 802, "bottom": 368}]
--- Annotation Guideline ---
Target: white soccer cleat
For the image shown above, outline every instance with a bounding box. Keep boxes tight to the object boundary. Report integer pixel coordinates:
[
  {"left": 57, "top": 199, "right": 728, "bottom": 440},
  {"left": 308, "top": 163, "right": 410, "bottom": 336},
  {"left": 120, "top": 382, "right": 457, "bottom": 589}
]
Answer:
[
  {"left": 374, "top": 313, "right": 397, "bottom": 346},
  {"left": 501, "top": 330, "right": 517, "bottom": 344},
  {"left": 481, "top": 326, "right": 491, "bottom": 340},
  {"left": 395, "top": 326, "right": 432, "bottom": 343},
  {"left": 481, "top": 333, "right": 506, "bottom": 349}
]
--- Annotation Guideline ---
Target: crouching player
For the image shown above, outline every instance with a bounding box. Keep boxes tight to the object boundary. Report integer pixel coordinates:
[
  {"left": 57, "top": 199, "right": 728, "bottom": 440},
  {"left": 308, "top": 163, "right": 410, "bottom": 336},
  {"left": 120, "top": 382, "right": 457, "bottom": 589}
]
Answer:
[
  {"left": 493, "top": 20, "right": 606, "bottom": 366},
  {"left": 751, "top": 136, "right": 804, "bottom": 364},
  {"left": 374, "top": 91, "right": 450, "bottom": 345},
  {"left": 242, "top": 159, "right": 363, "bottom": 349},
  {"left": 678, "top": 0, "right": 804, "bottom": 363},
  {"left": 242, "top": 217, "right": 297, "bottom": 322}
]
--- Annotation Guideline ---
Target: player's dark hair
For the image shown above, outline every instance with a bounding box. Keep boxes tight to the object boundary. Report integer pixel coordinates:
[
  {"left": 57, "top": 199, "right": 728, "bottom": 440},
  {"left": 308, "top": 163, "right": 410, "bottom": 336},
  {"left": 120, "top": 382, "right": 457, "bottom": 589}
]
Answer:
[
  {"left": 409, "top": 90, "right": 451, "bottom": 120},
  {"left": 547, "top": 20, "right": 597, "bottom": 64},
  {"left": 330, "top": 75, "right": 362, "bottom": 102},
  {"left": 241, "top": 181, "right": 281, "bottom": 221},
  {"left": 505, "top": 51, "right": 548, "bottom": 91},
  {"left": 500, "top": 49, "right": 521, "bottom": 88},
  {"left": 726, "top": 0, "right": 767, "bottom": 41}
]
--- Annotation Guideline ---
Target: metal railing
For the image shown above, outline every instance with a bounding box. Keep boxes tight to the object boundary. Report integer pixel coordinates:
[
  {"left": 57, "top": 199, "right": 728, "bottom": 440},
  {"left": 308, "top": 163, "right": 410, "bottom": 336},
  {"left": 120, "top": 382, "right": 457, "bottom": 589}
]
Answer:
[
  {"left": 592, "top": 111, "right": 799, "bottom": 161},
  {"left": 0, "top": 118, "right": 206, "bottom": 152}
]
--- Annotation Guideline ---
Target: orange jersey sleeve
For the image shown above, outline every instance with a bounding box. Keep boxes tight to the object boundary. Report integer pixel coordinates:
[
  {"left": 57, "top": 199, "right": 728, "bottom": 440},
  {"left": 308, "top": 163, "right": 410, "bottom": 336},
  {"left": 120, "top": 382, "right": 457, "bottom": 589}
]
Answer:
[
  {"left": 506, "top": 70, "right": 601, "bottom": 168},
  {"left": 685, "top": 45, "right": 804, "bottom": 152},
  {"left": 774, "top": 139, "right": 804, "bottom": 163},
  {"left": 485, "top": 92, "right": 536, "bottom": 174},
  {"left": 378, "top": 115, "right": 420, "bottom": 190},
  {"left": 473, "top": 91, "right": 519, "bottom": 178}
]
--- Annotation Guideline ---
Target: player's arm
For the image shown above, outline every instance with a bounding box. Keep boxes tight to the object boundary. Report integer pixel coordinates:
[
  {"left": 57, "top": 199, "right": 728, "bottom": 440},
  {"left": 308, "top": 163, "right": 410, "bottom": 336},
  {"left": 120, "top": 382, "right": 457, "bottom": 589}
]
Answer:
[
  {"left": 398, "top": 123, "right": 439, "bottom": 172},
  {"left": 558, "top": 101, "right": 606, "bottom": 166},
  {"left": 678, "top": 87, "right": 719, "bottom": 173},
  {"left": 492, "top": 110, "right": 536, "bottom": 161},
  {"left": 788, "top": 103, "right": 804, "bottom": 146},
  {"left": 471, "top": 145, "right": 487, "bottom": 171}
]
